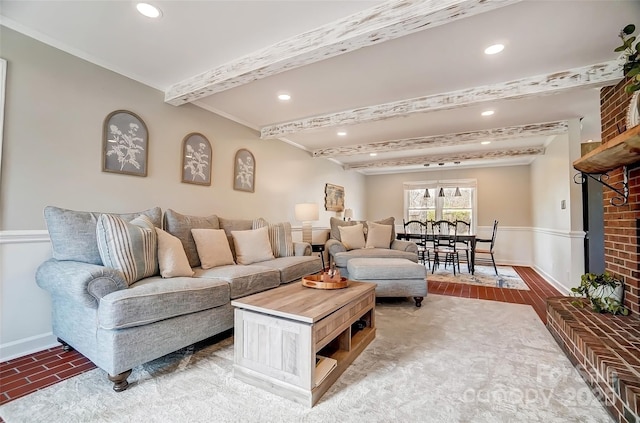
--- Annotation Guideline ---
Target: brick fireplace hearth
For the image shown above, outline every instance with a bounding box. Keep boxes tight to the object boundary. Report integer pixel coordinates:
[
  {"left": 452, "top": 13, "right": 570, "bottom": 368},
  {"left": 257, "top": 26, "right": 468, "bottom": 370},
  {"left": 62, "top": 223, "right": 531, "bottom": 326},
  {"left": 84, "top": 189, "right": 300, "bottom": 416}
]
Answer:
[{"left": 547, "top": 77, "right": 640, "bottom": 423}]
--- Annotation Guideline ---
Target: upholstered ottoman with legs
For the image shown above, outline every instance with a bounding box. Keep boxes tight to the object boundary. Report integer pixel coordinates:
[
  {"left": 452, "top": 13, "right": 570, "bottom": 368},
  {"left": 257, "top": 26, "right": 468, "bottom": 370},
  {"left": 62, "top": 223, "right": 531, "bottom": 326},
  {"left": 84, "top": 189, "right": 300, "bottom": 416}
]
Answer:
[{"left": 346, "top": 258, "right": 427, "bottom": 307}]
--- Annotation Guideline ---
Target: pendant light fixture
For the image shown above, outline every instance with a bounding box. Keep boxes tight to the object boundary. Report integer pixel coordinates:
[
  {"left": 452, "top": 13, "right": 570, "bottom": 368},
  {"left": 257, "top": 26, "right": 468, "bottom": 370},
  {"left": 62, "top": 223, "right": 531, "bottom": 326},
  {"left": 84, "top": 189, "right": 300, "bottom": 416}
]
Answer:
[
  {"left": 438, "top": 187, "right": 445, "bottom": 197},
  {"left": 423, "top": 189, "right": 430, "bottom": 198},
  {"left": 454, "top": 161, "right": 462, "bottom": 196}
]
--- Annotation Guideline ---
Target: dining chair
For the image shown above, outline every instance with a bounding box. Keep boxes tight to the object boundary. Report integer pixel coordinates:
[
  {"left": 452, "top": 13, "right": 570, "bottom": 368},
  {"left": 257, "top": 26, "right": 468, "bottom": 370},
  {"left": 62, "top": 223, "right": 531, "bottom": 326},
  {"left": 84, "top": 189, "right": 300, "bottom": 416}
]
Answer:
[
  {"left": 431, "top": 220, "right": 459, "bottom": 274},
  {"left": 474, "top": 220, "right": 498, "bottom": 275},
  {"left": 454, "top": 220, "right": 471, "bottom": 273},
  {"left": 403, "top": 219, "right": 429, "bottom": 266}
]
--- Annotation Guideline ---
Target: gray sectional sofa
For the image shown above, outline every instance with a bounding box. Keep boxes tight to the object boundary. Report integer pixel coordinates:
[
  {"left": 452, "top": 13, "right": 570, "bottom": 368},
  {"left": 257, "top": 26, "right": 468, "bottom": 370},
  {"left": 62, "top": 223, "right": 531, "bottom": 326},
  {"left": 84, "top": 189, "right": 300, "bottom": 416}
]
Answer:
[
  {"left": 36, "top": 206, "right": 322, "bottom": 391},
  {"left": 325, "top": 217, "right": 419, "bottom": 277}
]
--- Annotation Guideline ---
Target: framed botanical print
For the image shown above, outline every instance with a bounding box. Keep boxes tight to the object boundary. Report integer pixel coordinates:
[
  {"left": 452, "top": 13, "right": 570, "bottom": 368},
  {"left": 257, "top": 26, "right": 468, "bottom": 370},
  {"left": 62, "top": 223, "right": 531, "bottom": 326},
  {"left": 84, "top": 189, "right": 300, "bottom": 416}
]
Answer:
[
  {"left": 102, "top": 110, "right": 148, "bottom": 176},
  {"left": 233, "top": 149, "right": 255, "bottom": 192},
  {"left": 181, "top": 132, "right": 212, "bottom": 186},
  {"left": 325, "top": 183, "right": 345, "bottom": 211}
]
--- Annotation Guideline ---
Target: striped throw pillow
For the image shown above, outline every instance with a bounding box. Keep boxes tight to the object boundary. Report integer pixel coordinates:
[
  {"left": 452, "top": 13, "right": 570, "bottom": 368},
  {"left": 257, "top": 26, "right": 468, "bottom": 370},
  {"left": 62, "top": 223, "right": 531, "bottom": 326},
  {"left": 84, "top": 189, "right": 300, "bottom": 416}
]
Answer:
[
  {"left": 252, "top": 219, "right": 294, "bottom": 258},
  {"left": 97, "top": 214, "right": 158, "bottom": 285}
]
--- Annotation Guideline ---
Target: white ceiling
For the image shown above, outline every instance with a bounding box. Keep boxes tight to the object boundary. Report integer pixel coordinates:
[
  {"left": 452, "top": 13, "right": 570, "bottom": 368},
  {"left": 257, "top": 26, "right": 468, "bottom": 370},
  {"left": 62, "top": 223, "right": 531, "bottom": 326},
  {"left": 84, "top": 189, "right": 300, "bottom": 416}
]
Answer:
[{"left": 2, "top": 0, "right": 638, "bottom": 175}]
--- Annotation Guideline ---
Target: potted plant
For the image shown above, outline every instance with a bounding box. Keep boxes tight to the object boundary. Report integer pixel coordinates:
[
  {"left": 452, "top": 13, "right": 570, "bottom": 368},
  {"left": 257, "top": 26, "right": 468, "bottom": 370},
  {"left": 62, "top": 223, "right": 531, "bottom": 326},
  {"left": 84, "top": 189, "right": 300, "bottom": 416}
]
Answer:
[
  {"left": 616, "top": 24, "right": 640, "bottom": 94},
  {"left": 571, "top": 272, "right": 629, "bottom": 315}
]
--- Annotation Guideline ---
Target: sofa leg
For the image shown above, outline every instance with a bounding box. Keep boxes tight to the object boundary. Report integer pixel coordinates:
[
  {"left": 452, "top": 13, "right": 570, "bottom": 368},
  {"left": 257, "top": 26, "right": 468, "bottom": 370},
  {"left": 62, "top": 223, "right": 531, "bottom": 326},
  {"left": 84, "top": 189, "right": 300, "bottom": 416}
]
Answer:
[
  {"left": 414, "top": 297, "right": 423, "bottom": 307},
  {"left": 57, "top": 338, "right": 74, "bottom": 352},
  {"left": 108, "top": 369, "right": 132, "bottom": 392}
]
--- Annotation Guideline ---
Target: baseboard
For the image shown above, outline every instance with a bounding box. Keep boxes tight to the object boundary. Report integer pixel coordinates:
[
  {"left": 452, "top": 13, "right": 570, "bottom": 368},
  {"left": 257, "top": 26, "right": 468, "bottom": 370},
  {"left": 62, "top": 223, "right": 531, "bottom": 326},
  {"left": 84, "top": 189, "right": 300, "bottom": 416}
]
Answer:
[
  {"left": 532, "top": 265, "right": 571, "bottom": 295},
  {"left": 0, "top": 333, "right": 59, "bottom": 362}
]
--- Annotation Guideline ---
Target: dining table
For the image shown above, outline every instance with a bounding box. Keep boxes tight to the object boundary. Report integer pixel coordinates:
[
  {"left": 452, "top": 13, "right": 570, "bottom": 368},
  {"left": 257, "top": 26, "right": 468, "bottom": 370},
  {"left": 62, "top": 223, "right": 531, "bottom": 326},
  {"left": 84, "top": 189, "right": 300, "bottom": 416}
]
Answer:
[{"left": 396, "top": 232, "right": 477, "bottom": 274}]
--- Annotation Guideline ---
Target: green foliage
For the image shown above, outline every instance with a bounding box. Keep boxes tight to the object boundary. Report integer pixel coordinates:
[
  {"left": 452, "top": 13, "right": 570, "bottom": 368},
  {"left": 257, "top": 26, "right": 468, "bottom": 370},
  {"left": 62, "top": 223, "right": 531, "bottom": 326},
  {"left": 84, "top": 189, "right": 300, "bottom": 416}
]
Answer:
[
  {"left": 616, "top": 24, "right": 640, "bottom": 93},
  {"left": 570, "top": 272, "right": 629, "bottom": 315}
]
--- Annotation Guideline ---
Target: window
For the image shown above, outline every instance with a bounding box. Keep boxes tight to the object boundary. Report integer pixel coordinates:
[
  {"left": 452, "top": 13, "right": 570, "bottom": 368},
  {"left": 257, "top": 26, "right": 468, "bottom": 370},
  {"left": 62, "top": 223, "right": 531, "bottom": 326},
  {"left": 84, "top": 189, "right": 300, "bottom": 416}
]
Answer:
[{"left": 404, "top": 180, "right": 477, "bottom": 231}]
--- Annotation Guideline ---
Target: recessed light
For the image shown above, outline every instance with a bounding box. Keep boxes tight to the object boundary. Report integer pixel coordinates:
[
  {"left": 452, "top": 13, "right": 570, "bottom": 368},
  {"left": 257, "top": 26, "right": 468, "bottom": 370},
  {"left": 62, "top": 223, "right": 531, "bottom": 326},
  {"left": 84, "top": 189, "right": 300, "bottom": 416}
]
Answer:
[
  {"left": 587, "top": 139, "right": 594, "bottom": 143},
  {"left": 337, "top": 131, "right": 347, "bottom": 136},
  {"left": 277, "top": 93, "right": 291, "bottom": 101},
  {"left": 481, "top": 110, "right": 495, "bottom": 117},
  {"left": 369, "top": 153, "right": 377, "bottom": 157},
  {"left": 481, "top": 141, "right": 491, "bottom": 145},
  {"left": 484, "top": 44, "right": 504, "bottom": 55},
  {"left": 136, "top": 3, "right": 162, "bottom": 18}
]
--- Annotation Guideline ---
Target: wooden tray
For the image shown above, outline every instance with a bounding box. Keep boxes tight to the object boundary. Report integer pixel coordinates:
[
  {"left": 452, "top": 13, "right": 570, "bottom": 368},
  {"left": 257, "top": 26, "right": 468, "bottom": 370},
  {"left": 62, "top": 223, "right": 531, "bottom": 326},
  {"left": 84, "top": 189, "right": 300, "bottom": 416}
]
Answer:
[{"left": 302, "top": 274, "right": 349, "bottom": 290}]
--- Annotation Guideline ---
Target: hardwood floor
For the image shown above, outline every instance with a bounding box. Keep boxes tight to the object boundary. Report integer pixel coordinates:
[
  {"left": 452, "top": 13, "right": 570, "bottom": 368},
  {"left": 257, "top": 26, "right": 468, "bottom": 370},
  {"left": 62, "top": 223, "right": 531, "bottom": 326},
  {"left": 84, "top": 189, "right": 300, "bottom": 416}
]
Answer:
[{"left": 0, "top": 266, "right": 561, "bottom": 407}]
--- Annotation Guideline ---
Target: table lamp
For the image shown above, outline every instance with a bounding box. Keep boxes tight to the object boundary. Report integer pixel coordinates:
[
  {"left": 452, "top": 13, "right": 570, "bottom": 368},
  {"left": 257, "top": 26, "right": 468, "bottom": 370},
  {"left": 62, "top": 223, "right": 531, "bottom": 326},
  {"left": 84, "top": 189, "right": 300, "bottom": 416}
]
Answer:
[
  {"left": 344, "top": 208, "right": 353, "bottom": 221},
  {"left": 295, "top": 203, "right": 319, "bottom": 244}
]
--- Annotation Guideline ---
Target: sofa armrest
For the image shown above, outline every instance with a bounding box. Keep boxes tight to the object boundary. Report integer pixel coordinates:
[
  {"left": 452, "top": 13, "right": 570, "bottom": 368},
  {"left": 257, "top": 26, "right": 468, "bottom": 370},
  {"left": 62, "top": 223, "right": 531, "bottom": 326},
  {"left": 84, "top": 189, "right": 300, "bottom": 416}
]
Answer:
[
  {"left": 325, "top": 239, "right": 347, "bottom": 257},
  {"left": 36, "top": 259, "right": 128, "bottom": 308},
  {"left": 293, "top": 241, "right": 311, "bottom": 256},
  {"left": 391, "top": 239, "right": 419, "bottom": 254}
]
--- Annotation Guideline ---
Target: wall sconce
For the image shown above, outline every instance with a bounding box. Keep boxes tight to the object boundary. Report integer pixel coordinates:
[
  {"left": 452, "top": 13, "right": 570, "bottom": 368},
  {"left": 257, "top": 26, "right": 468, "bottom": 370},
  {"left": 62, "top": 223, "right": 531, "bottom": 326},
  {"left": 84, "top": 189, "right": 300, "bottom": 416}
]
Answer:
[{"left": 294, "top": 203, "right": 319, "bottom": 244}]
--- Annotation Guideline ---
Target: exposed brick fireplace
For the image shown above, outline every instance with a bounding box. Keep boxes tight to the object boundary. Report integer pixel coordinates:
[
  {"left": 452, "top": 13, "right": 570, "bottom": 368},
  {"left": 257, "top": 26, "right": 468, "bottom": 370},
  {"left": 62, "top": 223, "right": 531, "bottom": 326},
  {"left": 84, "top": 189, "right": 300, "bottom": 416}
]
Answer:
[
  {"left": 546, "top": 77, "right": 640, "bottom": 423},
  {"left": 601, "top": 78, "right": 640, "bottom": 316}
]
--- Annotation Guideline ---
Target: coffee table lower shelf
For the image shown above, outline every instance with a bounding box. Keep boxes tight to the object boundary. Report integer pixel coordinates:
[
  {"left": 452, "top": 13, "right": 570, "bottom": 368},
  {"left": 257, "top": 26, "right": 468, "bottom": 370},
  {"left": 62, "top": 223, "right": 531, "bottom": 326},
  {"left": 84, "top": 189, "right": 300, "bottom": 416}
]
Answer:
[{"left": 232, "top": 281, "right": 376, "bottom": 407}]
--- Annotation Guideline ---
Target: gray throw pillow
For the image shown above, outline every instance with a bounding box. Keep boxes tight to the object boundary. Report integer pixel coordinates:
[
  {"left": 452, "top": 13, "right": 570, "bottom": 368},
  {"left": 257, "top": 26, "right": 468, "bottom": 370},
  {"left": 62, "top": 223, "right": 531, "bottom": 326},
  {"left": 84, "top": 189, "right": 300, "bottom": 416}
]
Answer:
[
  {"left": 163, "top": 209, "right": 219, "bottom": 268},
  {"left": 44, "top": 205, "right": 162, "bottom": 265}
]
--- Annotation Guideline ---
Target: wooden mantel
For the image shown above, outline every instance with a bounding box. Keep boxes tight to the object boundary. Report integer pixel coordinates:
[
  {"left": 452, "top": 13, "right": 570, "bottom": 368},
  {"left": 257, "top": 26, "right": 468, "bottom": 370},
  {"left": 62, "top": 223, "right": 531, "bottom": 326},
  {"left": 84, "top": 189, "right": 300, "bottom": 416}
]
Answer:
[{"left": 573, "top": 125, "right": 640, "bottom": 173}]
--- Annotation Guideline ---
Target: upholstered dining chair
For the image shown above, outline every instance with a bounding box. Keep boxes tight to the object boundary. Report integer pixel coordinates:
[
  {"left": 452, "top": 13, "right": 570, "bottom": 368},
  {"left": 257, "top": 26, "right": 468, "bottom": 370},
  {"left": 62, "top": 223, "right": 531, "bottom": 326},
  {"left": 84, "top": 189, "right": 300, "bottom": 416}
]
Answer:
[
  {"left": 431, "top": 220, "right": 459, "bottom": 274},
  {"left": 403, "top": 219, "right": 429, "bottom": 266},
  {"left": 474, "top": 220, "right": 498, "bottom": 275}
]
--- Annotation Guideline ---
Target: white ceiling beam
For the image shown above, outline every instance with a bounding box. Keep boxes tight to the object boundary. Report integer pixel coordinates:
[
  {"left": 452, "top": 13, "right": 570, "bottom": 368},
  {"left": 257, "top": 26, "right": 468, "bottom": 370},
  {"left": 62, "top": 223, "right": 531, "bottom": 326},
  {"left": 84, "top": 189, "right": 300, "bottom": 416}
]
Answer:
[
  {"left": 261, "top": 60, "right": 621, "bottom": 139},
  {"left": 343, "top": 146, "right": 545, "bottom": 170},
  {"left": 313, "top": 121, "right": 567, "bottom": 158},
  {"left": 165, "top": 0, "right": 521, "bottom": 105}
]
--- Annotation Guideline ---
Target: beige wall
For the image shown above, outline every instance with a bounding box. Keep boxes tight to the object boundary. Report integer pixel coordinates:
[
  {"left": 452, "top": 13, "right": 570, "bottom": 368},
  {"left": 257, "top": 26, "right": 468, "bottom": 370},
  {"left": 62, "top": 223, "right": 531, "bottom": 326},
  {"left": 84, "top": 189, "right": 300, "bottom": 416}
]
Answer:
[
  {"left": 364, "top": 165, "right": 533, "bottom": 227},
  {"left": 0, "top": 27, "right": 365, "bottom": 230}
]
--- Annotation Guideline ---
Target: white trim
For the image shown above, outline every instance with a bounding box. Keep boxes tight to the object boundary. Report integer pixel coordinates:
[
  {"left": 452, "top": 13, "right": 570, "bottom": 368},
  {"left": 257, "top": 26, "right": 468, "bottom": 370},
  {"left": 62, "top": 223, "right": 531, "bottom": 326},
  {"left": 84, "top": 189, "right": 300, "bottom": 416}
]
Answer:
[
  {"left": 0, "top": 332, "right": 59, "bottom": 362},
  {"left": 0, "top": 58, "right": 5, "bottom": 179},
  {"left": 531, "top": 227, "right": 585, "bottom": 238},
  {"left": 533, "top": 264, "right": 571, "bottom": 295},
  {"left": 0, "top": 230, "right": 50, "bottom": 244}
]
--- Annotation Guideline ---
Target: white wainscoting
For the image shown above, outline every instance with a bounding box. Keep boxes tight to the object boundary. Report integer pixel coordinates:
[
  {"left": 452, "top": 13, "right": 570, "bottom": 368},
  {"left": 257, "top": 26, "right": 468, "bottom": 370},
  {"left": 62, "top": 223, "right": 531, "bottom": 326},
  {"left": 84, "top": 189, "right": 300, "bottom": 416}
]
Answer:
[
  {"left": 531, "top": 227, "right": 585, "bottom": 296},
  {"left": 0, "top": 230, "right": 58, "bottom": 361}
]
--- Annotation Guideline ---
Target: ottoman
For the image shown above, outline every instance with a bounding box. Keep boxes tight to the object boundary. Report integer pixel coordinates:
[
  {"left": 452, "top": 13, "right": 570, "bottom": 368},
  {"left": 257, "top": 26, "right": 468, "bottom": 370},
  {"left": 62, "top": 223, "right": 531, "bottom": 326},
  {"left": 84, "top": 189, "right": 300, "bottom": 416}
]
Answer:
[{"left": 346, "top": 258, "right": 427, "bottom": 307}]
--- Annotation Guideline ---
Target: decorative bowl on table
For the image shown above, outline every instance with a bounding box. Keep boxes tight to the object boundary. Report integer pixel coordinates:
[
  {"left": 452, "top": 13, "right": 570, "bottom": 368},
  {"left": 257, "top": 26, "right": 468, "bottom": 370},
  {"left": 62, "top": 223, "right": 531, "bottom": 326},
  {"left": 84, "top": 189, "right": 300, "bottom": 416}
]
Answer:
[{"left": 302, "top": 272, "right": 348, "bottom": 289}]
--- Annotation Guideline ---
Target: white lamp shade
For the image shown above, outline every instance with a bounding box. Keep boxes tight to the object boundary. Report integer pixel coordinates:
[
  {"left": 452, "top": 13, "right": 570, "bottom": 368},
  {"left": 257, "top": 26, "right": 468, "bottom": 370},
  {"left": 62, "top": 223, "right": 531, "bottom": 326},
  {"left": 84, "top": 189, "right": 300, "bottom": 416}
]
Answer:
[
  {"left": 344, "top": 208, "right": 353, "bottom": 219},
  {"left": 294, "top": 203, "right": 319, "bottom": 222}
]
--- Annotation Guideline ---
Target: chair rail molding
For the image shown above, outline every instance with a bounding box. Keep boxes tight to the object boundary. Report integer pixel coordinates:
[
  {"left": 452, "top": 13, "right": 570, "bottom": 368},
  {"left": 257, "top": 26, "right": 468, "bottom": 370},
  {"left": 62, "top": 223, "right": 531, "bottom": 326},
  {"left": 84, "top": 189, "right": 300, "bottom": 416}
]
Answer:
[
  {"left": 0, "top": 230, "right": 50, "bottom": 244},
  {"left": 531, "top": 227, "right": 586, "bottom": 238}
]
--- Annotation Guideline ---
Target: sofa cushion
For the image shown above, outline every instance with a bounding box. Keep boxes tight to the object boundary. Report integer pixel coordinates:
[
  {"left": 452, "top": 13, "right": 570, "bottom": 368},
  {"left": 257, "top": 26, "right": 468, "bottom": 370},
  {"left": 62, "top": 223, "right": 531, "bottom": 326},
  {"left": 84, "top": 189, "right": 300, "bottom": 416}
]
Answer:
[
  {"left": 232, "top": 227, "right": 275, "bottom": 265},
  {"left": 191, "top": 228, "right": 236, "bottom": 269},
  {"left": 365, "top": 221, "right": 393, "bottom": 249},
  {"left": 252, "top": 219, "right": 294, "bottom": 258},
  {"left": 363, "top": 217, "right": 396, "bottom": 244},
  {"left": 96, "top": 215, "right": 159, "bottom": 285},
  {"left": 329, "top": 217, "right": 356, "bottom": 241},
  {"left": 332, "top": 248, "right": 419, "bottom": 268},
  {"left": 44, "top": 205, "right": 162, "bottom": 265},
  {"left": 193, "top": 265, "right": 280, "bottom": 299},
  {"left": 98, "top": 276, "right": 229, "bottom": 330},
  {"left": 156, "top": 228, "right": 194, "bottom": 278},
  {"left": 218, "top": 217, "right": 253, "bottom": 259},
  {"left": 256, "top": 255, "right": 323, "bottom": 284},
  {"left": 339, "top": 224, "right": 366, "bottom": 250},
  {"left": 163, "top": 209, "right": 219, "bottom": 268}
]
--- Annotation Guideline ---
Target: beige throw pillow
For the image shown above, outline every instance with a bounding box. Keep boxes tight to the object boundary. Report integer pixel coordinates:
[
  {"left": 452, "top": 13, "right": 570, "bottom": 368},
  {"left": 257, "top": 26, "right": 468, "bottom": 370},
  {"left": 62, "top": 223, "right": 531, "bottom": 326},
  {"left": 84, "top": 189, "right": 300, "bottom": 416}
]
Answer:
[
  {"left": 191, "top": 229, "right": 236, "bottom": 269},
  {"left": 365, "top": 221, "right": 393, "bottom": 249},
  {"left": 339, "top": 224, "right": 366, "bottom": 250},
  {"left": 231, "top": 227, "right": 275, "bottom": 265},
  {"left": 156, "top": 228, "right": 194, "bottom": 278}
]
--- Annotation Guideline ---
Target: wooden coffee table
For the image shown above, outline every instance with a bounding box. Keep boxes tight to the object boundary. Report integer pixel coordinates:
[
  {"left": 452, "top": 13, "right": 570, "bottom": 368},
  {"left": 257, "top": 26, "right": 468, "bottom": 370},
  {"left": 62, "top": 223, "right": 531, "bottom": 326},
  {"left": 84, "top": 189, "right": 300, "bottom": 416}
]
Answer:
[{"left": 231, "top": 280, "right": 376, "bottom": 407}]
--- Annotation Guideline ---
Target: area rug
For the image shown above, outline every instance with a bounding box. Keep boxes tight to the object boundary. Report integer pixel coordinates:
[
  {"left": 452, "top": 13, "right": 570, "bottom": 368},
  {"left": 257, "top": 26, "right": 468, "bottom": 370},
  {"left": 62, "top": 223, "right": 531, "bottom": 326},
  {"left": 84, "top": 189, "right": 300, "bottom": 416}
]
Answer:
[
  {"left": 429, "top": 265, "right": 530, "bottom": 290},
  {"left": 0, "top": 295, "right": 611, "bottom": 423}
]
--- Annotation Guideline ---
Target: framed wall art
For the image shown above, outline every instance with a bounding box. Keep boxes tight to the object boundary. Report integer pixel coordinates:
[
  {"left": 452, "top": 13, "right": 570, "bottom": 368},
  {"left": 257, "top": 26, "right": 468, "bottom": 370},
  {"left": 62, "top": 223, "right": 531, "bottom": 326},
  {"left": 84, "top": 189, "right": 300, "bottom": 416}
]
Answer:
[
  {"left": 233, "top": 148, "right": 255, "bottom": 192},
  {"left": 181, "top": 132, "right": 212, "bottom": 186},
  {"left": 324, "top": 183, "right": 345, "bottom": 212},
  {"left": 102, "top": 110, "right": 148, "bottom": 176}
]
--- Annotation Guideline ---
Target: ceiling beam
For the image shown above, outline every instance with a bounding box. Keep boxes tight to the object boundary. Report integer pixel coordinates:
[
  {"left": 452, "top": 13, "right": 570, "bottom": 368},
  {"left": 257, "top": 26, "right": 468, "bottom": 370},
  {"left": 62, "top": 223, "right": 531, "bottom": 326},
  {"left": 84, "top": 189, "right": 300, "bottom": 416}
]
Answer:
[
  {"left": 343, "top": 146, "right": 545, "bottom": 170},
  {"left": 313, "top": 121, "right": 567, "bottom": 158},
  {"left": 261, "top": 60, "right": 621, "bottom": 139},
  {"left": 164, "top": 0, "right": 521, "bottom": 105}
]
